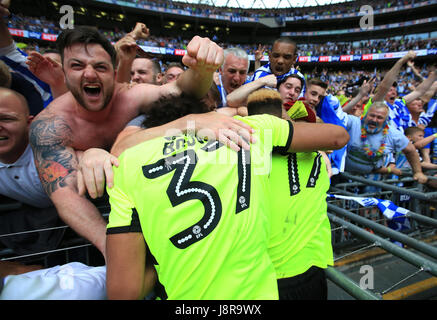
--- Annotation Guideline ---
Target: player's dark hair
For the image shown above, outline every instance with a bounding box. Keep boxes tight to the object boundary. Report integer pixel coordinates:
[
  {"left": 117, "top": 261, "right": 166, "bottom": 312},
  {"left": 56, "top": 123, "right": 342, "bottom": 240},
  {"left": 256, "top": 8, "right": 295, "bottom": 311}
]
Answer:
[
  {"left": 143, "top": 94, "right": 211, "bottom": 128},
  {"left": 204, "top": 82, "right": 221, "bottom": 111},
  {"left": 246, "top": 89, "right": 283, "bottom": 118},
  {"left": 56, "top": 26, "right": 117, "bottom": 68}
]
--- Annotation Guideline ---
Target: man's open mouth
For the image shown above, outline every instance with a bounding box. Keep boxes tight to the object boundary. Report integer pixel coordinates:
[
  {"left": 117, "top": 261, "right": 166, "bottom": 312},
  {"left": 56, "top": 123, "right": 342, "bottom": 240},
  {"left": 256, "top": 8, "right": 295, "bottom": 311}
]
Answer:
[
  {"left": 274, "top": 66, "right": 284, "bottom": 73},
  {"left": 0, "top": 136, "right": 8, "bottom": 141},
  {"left": 83, "top": 84, "right": 102, "bottom": 97}
]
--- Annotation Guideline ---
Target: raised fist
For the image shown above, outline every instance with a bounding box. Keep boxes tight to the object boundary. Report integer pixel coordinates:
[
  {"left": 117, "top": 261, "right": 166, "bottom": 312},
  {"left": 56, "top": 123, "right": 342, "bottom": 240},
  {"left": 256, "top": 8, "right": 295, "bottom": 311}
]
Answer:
[
  {"left": 0, "top": 0, "right": 10, "bottom": 17},
  {"left": 182, "top": 36, "right": 224, "bottom": 74},
  {"left": 402, "top": 50, "right": 417, "bottom": 63},
  {"left": 130, "top": 22, "right": 150, "bottom": 40}
]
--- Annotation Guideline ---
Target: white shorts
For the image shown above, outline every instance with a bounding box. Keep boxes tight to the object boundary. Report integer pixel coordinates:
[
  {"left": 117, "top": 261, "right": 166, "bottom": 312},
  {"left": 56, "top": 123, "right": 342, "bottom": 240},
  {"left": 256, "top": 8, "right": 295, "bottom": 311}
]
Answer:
[{"left": 0, "top": 262, "right": 107, "bottom": 300}]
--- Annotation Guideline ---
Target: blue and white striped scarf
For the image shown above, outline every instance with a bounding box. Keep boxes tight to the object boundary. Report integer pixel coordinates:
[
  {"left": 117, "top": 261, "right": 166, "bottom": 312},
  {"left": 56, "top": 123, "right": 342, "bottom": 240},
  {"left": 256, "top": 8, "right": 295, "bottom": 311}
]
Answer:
[
  {"left": 328, "top": 194, "right": 411, "bottom": 231},
  {"left": 251, "top": 63, "right": 306, "bottom": 96}
]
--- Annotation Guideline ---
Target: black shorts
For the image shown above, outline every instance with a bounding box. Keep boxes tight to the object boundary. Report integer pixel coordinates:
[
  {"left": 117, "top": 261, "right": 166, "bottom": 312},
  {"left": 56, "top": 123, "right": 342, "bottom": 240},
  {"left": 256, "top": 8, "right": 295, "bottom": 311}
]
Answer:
[{"left": 277, "top": 266, "right": 328, "bottom": 300}]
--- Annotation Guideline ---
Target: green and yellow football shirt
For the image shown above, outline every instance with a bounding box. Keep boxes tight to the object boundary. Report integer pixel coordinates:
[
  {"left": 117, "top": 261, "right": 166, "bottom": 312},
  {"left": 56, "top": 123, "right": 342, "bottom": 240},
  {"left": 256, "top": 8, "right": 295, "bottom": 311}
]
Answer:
[
  {"left": 268, "top": 151, "right": 333, "bottom": 279},
  {"left": 107, "top": 114, "right": 293, "bottom": 300}
]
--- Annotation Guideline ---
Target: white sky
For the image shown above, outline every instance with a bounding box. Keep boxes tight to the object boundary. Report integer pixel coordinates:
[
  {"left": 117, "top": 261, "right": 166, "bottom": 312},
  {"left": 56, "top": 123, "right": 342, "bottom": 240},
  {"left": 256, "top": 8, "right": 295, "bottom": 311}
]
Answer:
[{"left": 172, "top": 0, "right": 352, "bottom": 9}]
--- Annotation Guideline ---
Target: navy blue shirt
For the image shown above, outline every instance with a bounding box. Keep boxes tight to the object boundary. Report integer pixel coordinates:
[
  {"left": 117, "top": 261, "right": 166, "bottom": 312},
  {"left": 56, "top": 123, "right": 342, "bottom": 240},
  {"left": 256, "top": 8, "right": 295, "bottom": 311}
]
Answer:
[{"left": 10, "top": 72, "right": 44, "bottom": 116}]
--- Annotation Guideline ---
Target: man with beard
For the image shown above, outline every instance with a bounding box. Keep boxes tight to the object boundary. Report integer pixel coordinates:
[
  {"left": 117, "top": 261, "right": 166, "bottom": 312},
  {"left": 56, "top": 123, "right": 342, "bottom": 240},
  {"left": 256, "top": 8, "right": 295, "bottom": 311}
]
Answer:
[
  {"left": 343, "top": 101, "right": 427, "bottom": 184},
  {"left": 28, "top": 26, "right": 251, "bottom": 259}
]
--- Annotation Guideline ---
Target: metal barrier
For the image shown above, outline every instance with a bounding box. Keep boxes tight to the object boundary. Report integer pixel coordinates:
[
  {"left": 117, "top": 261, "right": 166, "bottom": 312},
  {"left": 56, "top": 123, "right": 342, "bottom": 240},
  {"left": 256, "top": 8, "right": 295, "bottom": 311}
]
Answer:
[
  {"left": 325, "top": 266, "right": 382, "bottom": 300},
  {"left": 328, "top": 213, "right": 437, "bottom": 277},
  {"left": 340, "top": 171, "right": 437, "bottom": 201},
  {"left": 328, "top": 203, "right": 437, "bottom": 260},
  {"left": 326, "top": 170, "right": 437, "bottom": 300},
  {"left": 0, "top": 199, "right": 110, "bottom": 268}
]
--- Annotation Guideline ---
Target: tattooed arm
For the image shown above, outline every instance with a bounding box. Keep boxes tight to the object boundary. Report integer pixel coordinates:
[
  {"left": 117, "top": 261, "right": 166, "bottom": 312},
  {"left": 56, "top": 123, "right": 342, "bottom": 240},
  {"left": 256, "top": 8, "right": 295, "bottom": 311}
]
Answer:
[{"left": 29, "top": 114, "right": 107, "bottom": 258}]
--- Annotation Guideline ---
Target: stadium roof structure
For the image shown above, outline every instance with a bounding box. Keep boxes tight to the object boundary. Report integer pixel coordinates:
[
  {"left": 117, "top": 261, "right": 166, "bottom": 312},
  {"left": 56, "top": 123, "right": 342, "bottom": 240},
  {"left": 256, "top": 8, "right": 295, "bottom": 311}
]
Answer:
[{"left": 172, "top": 0, "right": 353, "bottom": 9}]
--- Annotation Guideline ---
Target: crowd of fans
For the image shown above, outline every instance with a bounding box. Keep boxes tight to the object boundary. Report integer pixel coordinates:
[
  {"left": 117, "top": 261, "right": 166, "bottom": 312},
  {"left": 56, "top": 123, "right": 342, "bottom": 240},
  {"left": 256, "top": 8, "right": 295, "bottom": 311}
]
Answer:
[
  {"left": 299, "top": 38, "right": 437, "bottom": 56},
  {"left": 7, "top": 12, "right": 437, "bottom": 59},
  {"left": 1, "top": 0, "right": 437, "bottom": 302},
  {"left": 120, "top": 0, "right": 428, "bottom": 19},
  {"left": 17, "top": 34, "right": 434, "bottom": 102}
]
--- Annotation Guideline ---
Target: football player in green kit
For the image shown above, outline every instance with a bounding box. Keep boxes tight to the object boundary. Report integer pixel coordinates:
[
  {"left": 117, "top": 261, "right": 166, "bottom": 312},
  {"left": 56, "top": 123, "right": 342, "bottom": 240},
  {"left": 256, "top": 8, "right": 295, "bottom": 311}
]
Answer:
[
  {"left": 105, "top": 92, "right": 348, "bottom": 300},
  {"left": 246, "top": 89, "right": 333, "bottom": 300}
]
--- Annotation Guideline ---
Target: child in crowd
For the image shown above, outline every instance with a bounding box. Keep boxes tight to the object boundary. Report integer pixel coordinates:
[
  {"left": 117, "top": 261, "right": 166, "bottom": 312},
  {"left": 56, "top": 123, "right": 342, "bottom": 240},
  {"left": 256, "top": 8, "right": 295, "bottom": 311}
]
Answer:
[{"left": 404, "top": 127, "right": 437, "bottom": 170}]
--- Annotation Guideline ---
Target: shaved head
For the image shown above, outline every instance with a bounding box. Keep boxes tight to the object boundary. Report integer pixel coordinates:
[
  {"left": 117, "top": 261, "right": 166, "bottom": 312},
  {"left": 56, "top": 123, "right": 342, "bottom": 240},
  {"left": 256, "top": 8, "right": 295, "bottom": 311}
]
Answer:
[
  {"left": 0, "top": 87, "right": 30, "bottom": 116},
  {"left": 0, "top": 87, "right": 32, "bottom": 163}
]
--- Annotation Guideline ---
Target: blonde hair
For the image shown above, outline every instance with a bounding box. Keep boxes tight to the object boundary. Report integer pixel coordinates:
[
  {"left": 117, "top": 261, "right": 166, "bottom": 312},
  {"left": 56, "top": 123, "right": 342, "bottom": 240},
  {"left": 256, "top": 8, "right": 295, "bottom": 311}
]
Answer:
[
  {"left": 247, "top": 88, "right": 281, "bottom": 104},
  {"left": 247, "top": 89, "right": 283, "bottom": 118}
]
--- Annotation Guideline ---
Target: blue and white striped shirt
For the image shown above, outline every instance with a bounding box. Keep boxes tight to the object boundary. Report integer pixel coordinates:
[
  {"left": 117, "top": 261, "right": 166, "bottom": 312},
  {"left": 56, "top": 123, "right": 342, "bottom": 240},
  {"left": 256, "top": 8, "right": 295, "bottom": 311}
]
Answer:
[
  {"left": 388, "top": 98, "right": 437, "bottom": 132},
  {"left": 0, "top": 42, "right": 53, "bottom": 108},
  {"left": 251, "top": 63, "right": 305, "bottom": 84}
]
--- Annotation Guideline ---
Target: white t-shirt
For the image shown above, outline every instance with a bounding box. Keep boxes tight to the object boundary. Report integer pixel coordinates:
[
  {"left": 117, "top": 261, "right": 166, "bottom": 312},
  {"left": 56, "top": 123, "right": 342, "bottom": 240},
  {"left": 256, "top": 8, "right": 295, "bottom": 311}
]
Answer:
[{"left": 0, "top": 262, "right": 106, "bottom": 300}]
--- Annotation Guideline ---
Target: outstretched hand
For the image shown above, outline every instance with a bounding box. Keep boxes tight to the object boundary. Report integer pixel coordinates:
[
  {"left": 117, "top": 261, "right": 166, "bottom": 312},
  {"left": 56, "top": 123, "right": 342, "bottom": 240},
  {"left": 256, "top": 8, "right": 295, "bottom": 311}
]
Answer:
[
  {"left": 77, "top": 148, "right": 120, "bottom": 199},
  {"left": 262, "top": 74, "right": 277, "bottom": 88},
  {"left": 190, "top": 111, "right": 256, "bottom": 152},
  {"left": 254, "top": 44, "right": 266, "bottom": 61},
  {"left": 359, "top": 77, "right": 376, "bottom": 97},
  {"left": 114, "top": 34, "right": 138, "bottom": 62},
  {"left": 111, "top": 112, "right": 256, "bottom": 158},
  {"left": 26, "top": 51, "right": 64, "bottom": 86}
]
